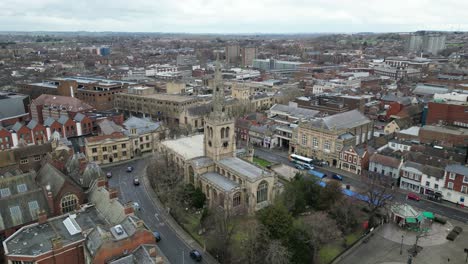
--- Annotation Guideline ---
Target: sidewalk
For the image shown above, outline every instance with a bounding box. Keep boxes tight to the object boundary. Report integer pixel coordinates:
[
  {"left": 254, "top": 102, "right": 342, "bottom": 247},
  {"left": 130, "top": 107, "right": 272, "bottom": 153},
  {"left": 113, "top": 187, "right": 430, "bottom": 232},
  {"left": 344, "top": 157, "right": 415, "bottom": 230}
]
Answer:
[
  {"left": 141, "top": 166, "right": 219, "bottom": 264},
  {"left": 321, "top": 165, "right": 468, "bottom": 214}
]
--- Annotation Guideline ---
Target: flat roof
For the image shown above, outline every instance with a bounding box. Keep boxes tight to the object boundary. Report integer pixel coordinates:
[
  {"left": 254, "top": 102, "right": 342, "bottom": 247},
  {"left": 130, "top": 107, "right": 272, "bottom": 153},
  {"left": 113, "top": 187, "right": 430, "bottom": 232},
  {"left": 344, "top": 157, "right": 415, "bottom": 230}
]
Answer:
[
  {"left": 218, "top": 157, "right": 268, "bottom": 182},
  {"left": 161, "top": 134, "right": 204, "bottom": 160},
  {"left": 4, "top": 207, "right": 108, "bottom": 257},
  {"left": 121, "top": 93, "right": 199, "bottom": 103}
]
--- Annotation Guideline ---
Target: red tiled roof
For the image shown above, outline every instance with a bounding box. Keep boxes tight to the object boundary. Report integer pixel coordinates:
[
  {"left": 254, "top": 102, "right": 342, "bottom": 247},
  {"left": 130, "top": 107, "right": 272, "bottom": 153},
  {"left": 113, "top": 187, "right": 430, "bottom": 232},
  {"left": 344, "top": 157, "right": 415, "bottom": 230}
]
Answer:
[
  {"left": 370, "top": 153, "right": 401, "bottom": 168},
  {"left": 32, "top": 94, "right": 94, "bottom": 112}
]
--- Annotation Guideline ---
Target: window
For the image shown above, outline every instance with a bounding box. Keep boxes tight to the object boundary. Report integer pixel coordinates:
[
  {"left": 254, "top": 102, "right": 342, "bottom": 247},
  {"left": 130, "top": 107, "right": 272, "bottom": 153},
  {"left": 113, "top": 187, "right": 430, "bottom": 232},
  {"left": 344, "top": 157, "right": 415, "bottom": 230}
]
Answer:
[
  {"left": 93, "top": 156, "right": 98, "bottom": 161},
  {"left": 12, "top": 261, "right": 22, "bottom": 264},
  {"left": 61, "top": 194, "right": 78, "bottom": 213},
  {"left": 448, "top": 182, "right": 454, "bottom": 190},
  {"left": 312, "top": 137, "right": 318, "bottom": 148},
  {"left": 344, "top": 154, "right": 347, "bottom": 161},
  {"left": 102, "top": 147, "right": 107, "bottom": 152},
  {"left": 434, "top": 184, "right": 439, "bottom": 190},
  {"left": 146, "top": 143, "right": 150, "bottom": 148},
  {"left": 425, "top": 181, "right": 430, "bottom": 187},
  {"left": 113, "top": 153, "right": 118, "bottom": 158},
  {"left": 462, "top": 186, "right": 468, "bottom": 194},
  {"left": 449, "top": 172, "right": 456, "bottom": 180},
  {"left": 140, "top": 137, "right": 143, "bottom": 142},
  {"left": 146, "top": 135, "right": 149, "bottom": 141},
  {"left": 20, "top": 158, "right": 29, "bottom": 164},
  {"left": 464, "top": 176, "right": 468, "bottom": 183},
  {"left": 103, "top": 155, "right": 108, "bottom": 160},
  {"left": 324, "top": 140, "right": 330, "bottom": 150},
  {"left": 121, "top": 144, "right": 126, "bottom": 148},
  {"left": 301, "top": 134, "right": 307, "bottom": 146},
  {"left": 28, "top": 200, "right": 40, "bottom": 219},
  {"left": 122, "top": 151, "right": 127, "bottom": 156},
  {"left": 34, "top": 155, "right": 41, "bottom": 161},
  {"left": 10, "top": 206, "right": 23, "bottom": 226},
  {"left": 113, "top": 145, "right": 117, "bottom": 150},
  {"left": 17, "top": 184, "right": 28, "bottom": 193},
  {"left": 233, "top": 192, "right": 241, "bottom": 207},
  {"left": 92, "top": 147, "right": 97, "bottom": 153},
  {"left": 0, "top": 188, "right": 11, "bottom": 198},
  {"left": 257, "top": 181, "right": 268, "bottom": 203}
]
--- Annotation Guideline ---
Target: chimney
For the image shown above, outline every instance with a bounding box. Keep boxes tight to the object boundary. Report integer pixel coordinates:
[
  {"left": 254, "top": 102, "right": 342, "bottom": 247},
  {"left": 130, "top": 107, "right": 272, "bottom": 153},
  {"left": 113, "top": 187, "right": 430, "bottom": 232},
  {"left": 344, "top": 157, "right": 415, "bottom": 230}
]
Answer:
[
  {"left": 38, "top": 210, "right": 48, "bottom": 224},
  {"left": 51, "top": 236, "right": 63, "bottom": 250},
  {"left": 44, "top": 185, "right": 55, "bottom": 215},
  {"left": 97, "top": 178, "right": 106, "bottom": 188},
  {"left": 109, "top": 188, "right": 118, "bottom": 200},
  {"left": 124, "top": 203, "right": 134, "bottom": 215}
]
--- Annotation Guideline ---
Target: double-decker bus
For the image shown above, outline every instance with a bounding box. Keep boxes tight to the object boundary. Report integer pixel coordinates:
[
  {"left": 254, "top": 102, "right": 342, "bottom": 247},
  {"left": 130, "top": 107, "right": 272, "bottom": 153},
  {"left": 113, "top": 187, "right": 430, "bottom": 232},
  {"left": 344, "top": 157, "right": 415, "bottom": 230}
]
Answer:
[{"left": 289, "top": 154, "right": 313, "bottom": 165}]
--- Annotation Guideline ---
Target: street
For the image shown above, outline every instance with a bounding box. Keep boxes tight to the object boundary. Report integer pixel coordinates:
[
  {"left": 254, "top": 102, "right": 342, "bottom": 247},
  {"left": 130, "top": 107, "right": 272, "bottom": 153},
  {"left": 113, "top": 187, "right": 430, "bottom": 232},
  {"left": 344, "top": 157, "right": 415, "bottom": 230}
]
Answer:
[
  {"left": 104, "top": 158, "right": 209, "bottom": 264},
  {"left": 254, "top": 147, "right": 468, "bottom": 223}
]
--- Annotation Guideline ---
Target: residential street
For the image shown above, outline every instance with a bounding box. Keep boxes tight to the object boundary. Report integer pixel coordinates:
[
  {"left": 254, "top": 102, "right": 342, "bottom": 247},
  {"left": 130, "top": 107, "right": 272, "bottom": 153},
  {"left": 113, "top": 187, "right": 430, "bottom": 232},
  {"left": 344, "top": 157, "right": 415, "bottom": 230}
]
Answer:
[
  {"left": 254, "top": 147, "right": 468, "bottom": 223},
  {"left": 104, "top": 158, "right": 216, "bottom": 264}
]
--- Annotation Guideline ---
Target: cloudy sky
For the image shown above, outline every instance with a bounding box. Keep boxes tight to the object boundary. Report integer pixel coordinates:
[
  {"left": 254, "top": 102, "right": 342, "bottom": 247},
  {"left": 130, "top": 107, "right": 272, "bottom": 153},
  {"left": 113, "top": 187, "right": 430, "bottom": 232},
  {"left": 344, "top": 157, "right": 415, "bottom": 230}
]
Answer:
[{"left": 0, "top": 0, "right": 466, "bottom": 33}]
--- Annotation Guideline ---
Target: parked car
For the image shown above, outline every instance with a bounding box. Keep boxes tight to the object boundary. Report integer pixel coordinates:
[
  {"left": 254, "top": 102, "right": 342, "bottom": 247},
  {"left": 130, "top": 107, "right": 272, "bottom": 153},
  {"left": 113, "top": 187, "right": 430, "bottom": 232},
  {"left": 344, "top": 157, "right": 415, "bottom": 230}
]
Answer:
[
  {"left": 332, "top": 174, "right": 343, "bottom": 181},
  {"left": 303, "top": 164, "right": 315, "bottom": 170},
  {"left": 189, "top": 250, "right": 202, "bottom": 262},
  {"left": 133, "top": 202, "right": 140, "bottom": 211},
  {"left": 106, "top": 172, "right": 112, "bottom": 178},
  {"left": 133, "top": 178, "right": 140, "bottom": 186},
  {"left": 153, "top": 231, "right": 161, "bottom": 242},
  {"left": 127, "top": 166, "right": 133, "bottom": 172},
  {"left": 295, "top": 164, "right": 305, "bottom": 170},
  {"left": 407, "top": 192, "right": 420, "bottom": 201}
]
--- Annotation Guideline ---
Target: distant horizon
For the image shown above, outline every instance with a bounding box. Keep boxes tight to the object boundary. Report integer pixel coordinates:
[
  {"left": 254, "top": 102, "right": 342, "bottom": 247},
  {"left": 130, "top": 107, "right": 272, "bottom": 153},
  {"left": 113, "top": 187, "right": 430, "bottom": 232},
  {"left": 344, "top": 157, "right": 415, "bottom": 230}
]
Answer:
[{"left": 1, "top": 0, "right": 467, "bottom": 33}]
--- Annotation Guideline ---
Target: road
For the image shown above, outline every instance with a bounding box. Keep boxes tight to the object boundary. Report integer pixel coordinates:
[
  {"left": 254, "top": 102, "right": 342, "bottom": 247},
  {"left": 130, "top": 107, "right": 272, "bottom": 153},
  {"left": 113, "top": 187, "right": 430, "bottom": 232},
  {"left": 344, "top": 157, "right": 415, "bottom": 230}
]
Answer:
[
  {"left": 104, "top": 158, "right": 209, "bottom": 264},
  {"left": 254, "top": 147, "right": 468, "bottom": 223}
]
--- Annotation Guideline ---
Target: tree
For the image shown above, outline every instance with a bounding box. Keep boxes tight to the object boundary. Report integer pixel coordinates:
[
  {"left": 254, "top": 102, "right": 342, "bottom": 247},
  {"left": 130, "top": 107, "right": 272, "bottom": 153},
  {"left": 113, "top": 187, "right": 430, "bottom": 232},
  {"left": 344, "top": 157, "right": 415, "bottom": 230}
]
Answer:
[
  {"left": 361, "top": 172, "right": 395, "bottom": 216},
  {"left": 317, "top": 180, "right": 343, "bottom": 210},
  {"left": 329, "top": 199, "right": 359, "bottom": 234},
  {"left": 265, "top": 240, "right": 291, "bottom": 264},
  {"left": 205, "top": 208, "right": 237, "bottom": 264},
  {"left": 257, "top": 203, "right": 294, "bottom": 240},
  {"left": 243, "top": 223, "right": 270, "bottom": 264}
]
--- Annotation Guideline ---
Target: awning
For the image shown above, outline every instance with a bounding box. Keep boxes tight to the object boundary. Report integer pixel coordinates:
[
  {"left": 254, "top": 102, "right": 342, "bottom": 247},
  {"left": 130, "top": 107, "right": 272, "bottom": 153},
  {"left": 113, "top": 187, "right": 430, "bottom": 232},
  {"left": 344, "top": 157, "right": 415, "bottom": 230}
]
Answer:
[
  {"left": 423, "top": 212, "right": 434, "bottom": 219},
  {"left": 417, "top": 214, "right": 424, "bottom": 222},
  {"left": 406, "top": 217, "right": 417, "bottom": 223}
]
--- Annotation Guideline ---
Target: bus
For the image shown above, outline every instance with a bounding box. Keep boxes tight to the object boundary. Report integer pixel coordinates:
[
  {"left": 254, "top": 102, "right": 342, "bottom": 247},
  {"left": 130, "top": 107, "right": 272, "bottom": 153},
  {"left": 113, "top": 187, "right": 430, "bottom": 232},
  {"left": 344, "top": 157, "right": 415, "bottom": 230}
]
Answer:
[{"left": 289, "top": 154, "right": 313, "bottom": 165}]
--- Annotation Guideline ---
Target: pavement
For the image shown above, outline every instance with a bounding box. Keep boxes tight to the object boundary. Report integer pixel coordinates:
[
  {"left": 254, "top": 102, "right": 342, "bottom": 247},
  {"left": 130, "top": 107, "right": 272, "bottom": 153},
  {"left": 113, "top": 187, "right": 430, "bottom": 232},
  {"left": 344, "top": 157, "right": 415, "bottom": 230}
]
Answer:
[
  {"left": 254, "top": 147, "right": 468, "bottom": 224},
  {"left": 103, "top": 157, "right": 218, "bottom": 264},
  {"left": 336, "top": 221, "right": 468, "bottom": 264}
]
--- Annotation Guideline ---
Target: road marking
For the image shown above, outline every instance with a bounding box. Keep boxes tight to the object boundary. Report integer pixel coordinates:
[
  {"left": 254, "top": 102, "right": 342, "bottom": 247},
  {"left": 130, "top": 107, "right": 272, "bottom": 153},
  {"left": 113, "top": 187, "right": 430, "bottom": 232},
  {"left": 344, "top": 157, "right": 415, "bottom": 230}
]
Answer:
[{"left": 155, "top": 213, "right": 160, "bottom": 221}]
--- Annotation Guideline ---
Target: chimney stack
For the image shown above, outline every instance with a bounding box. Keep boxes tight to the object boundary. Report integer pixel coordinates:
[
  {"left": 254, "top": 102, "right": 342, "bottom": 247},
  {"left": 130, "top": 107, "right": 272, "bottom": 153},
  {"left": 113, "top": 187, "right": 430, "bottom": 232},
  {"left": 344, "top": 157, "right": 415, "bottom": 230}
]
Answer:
[
  {"left": 38, "top": 210, "right": 48, "bottom": 224},
  {"left": 109, "top": 188, "right": 118, "bottom": 200}
]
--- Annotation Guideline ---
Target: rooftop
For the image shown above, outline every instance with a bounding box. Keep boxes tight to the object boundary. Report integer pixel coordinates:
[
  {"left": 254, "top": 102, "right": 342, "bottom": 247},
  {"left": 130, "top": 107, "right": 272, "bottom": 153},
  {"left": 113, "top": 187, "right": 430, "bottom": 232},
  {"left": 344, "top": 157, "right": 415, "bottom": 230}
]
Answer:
[
  {"left": 421, "top": 125, "right": 468, "bottom": 136},
  {"left": 218, "top": 157, "right": 269, "bottom": 182},
  {"left": 122, "top": 93, "right": 199, "bottom": 103},
  {"left": 32, "top": 94, "right": 94, "bottom": 112},
  {"left": 161, "top": 134, "right": 204, "bottom": 160},
  {"left": 200, "top": 172, "right": 239, "bottom": 191},
  {"left": 123, "top": 117, "right": 161, "bottom": 136}
]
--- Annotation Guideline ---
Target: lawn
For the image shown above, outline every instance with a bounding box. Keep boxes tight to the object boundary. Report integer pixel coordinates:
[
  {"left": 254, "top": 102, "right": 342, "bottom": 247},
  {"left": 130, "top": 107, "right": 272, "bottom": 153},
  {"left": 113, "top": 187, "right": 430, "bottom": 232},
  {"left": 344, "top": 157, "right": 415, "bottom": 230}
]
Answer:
[
  {"left": 177, "top": 210, "right": 205, "bottom": 246},
  {"left": 253, "top": 157, "right": 272, "bottom": 168},
  {"left": 345, "top": 231, "right": 362, "bottom": 246},
  {"left": 319, "top": 244, "right": 342, "bottom": 264}
]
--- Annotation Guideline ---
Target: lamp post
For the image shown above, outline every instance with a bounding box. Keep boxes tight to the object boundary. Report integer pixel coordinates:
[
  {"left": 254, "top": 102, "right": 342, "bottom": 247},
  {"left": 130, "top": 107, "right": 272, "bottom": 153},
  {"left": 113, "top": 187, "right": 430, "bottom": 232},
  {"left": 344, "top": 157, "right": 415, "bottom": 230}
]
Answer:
[{"left": 400, "top": 235, "right": 404, "bottom": 255}]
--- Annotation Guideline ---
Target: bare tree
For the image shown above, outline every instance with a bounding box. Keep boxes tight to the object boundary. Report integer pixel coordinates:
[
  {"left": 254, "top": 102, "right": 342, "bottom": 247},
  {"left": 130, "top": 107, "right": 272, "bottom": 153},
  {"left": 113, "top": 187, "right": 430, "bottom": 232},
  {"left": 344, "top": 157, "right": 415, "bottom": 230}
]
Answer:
[
  {"left": 205, "top": 208, "right": 237, "bottom": 264},
  {"left": 146, "top": 152, "right": 184, "bottom": 204},
  {"left": 265, "top": 240, "right": 290, "bottom": 264},
  {"left": 361, "top": 171, "right": 396, "bottom": 216},
  {"left": 301, "top": 212, "right": 342, "bottom": 260}
]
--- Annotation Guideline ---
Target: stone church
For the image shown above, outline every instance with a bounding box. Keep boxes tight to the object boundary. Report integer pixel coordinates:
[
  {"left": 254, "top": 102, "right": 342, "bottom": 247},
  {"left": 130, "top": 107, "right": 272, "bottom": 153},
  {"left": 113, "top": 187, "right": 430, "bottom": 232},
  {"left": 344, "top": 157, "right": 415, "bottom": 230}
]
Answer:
[{"left": 159, "top": 60, "right": 278, "bottom": 215}]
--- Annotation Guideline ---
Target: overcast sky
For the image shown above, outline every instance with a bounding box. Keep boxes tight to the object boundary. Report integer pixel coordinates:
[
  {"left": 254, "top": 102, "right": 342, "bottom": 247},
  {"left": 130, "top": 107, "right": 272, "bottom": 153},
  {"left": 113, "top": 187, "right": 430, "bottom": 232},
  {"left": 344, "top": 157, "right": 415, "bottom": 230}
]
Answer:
[{"left": 1, "top": 0, "right": 467, "bottom": 33}]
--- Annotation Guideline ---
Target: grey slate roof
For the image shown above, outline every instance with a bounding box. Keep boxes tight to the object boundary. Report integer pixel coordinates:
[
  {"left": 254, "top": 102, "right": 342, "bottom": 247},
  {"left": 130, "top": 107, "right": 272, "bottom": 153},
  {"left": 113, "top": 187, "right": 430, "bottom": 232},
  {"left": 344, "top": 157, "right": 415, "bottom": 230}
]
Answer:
[
  {"left": 403, "top": 161, "right": 424, "bottom": 172},
  {"left": 218, "top": 157, "right": 268, "bottom": 182},
  {"left": 11, "top": 122, "right": 24, "bottom": 132},
  {"left": 270, "top": 104, "right": 320, "bottom": 119},
  {"left": 200, "top": 172, "right": 239, "bottom": 191},
  {"left": 381, "top": 94, "right": 412, "bottom": 105},
  {"left": 44, "top": 117, "right": 57, "bottom": 127},
  {"left": 445, "top": 164, "right": 468, "bottom": 176},
  {"left": 309, "top": 109, "right": 370, "bottom": 130},
  {"left": 73, "top": 112, "right": 86, "bottom": 122},
  {"left": 190, "top": 157, "right": 215, "bottom": 169},
  {"left": 413, "top": 84, "right": 449, "bottom": 96},
  {"left": 0, "top": 95, "right": 27, "bottom": 120},
  {"left": 57, "top": 115, "right": 69, "bottom": 125},
  {"left": 123, "top": 117, "right": 161, "bottom": 136},
  {"left": 36, "top": 162, "right": 66, "bottom": 197},
  {"left": 98, "top": 119, "right": 123, "bottom": 135},
  {"left": 26, "top": 119, "right": 39, "bottom": 130}
]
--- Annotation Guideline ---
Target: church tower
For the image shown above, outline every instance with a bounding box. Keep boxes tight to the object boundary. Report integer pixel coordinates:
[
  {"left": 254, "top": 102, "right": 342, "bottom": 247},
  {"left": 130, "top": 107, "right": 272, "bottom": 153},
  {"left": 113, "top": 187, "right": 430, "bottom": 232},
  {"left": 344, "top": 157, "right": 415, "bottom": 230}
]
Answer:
[{"left": 204, "top": 58, "right": 236, "bottom": 161}]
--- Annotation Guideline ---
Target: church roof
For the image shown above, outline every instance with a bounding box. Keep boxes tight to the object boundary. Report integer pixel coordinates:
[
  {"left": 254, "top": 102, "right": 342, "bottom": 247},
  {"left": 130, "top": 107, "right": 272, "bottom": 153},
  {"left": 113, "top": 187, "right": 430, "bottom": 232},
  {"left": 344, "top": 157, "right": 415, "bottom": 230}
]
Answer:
[
  {"left": 200, "top": 172, "right": 239, "bottom": 192},
  {"left": 161, "top": 134, "right": 204, "bottom": 160},
  {"left": 218, "top": 157, "right": 268, "bottom": 182}
]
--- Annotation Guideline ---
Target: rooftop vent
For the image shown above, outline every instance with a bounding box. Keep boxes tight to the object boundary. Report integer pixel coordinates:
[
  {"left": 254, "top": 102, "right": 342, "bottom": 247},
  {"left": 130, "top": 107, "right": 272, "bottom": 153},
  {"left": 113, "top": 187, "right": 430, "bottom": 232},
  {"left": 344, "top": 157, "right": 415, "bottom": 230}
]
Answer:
[{"left": 63, "top": 216, "right": 82, "bottom": 236}]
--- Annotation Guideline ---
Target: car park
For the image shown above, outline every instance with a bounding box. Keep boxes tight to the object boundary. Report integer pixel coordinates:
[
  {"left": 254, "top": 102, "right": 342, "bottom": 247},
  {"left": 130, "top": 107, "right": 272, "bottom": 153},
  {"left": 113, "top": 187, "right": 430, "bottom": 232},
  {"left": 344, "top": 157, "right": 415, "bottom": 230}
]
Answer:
[
  {"left": 133, "top": 178, "right": 140, "bottom": 186},
  {"left": 189, "top": 250, "right": 202, "bottom": 262}
]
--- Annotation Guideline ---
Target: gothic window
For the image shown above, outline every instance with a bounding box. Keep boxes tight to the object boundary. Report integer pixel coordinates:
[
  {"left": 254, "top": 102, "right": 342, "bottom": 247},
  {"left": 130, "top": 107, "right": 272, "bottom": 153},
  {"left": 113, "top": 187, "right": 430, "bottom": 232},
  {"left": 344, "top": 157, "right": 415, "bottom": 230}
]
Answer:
[
  {"left": 61, "top": 194, "right": 78, "bottom": 213},
  {"left": 226, "top": 127, "right": 230, "bottom": 138},
  {"left": 257, "top": 181, "right": 268, "bottom": 203},
  {"left": 233, "top": 192, "right": 241, "bottom": 207},
  {"left": 221, "top": 127, "right": 225, "bottom": 138}
]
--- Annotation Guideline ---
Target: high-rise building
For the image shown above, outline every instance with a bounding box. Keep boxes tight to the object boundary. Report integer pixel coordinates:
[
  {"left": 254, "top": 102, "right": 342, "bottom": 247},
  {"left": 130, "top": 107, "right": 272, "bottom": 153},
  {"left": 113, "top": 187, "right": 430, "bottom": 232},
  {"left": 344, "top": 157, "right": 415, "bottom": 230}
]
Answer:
[
  {"left": 241, "top": 47, "right": 257, "bottom": 67},
  {"left": 225, "top": 45, "right": 241, "bottom": 65},
  {"left": 408, "top": 32, "right": 446, "bottom": 55}
]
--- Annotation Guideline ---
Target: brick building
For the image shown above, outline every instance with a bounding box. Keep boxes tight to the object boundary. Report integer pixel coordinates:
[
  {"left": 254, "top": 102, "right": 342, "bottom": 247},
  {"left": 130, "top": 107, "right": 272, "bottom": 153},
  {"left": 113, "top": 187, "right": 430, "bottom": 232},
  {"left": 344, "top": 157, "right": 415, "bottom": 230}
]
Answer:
[
  {"left": 419, "top": 125, "right": 468, "bottom": 147},
  {"left": 30, "top": 94, "right": 94, "bottom": 124},
  {"left": 338, "top": 146, "right": 370, "bottom": 175},
  {"left": 0, "top": 91, "right": 30, "bottom": 127},
  {"left": 425, "top": 101, "right": 468, "bottom": 128},
  {"left": 442, "top": 164, "right": 468, "bottom": 205}
]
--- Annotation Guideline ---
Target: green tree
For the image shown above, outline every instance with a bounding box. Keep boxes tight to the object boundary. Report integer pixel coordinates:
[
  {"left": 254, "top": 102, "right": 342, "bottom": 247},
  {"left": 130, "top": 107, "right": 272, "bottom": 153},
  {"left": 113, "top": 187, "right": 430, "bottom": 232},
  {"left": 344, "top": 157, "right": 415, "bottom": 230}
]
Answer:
[
  {"left": 191, "top": 187, "right": 206, "bottom": 209},
  {"left": 317, "top": 180, "right": 343, "bottom": 210},
  {"left": 257, "top": 203, "right": 294, "bottom": 240}
]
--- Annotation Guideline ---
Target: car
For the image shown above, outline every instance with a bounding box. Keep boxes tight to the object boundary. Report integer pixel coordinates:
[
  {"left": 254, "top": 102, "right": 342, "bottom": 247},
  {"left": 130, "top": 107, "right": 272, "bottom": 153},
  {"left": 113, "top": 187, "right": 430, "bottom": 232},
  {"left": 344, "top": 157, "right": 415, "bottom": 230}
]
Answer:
[
  {"left": 153, "top": 231, "right": 161, "bottom": 242},
  {"left": 189, "top": 250, "right": 202, "bottom": 262},
  {"left": 127, "top": 166, "right": 133, "bottom": 172},
  {"left": 106, "top": 172, "right": 112, "bottom": 178},
  {"left": 294, "top": 164, "right": 305, "bottom": 170},
  {"left": 303, "top": 164, "right": 315, "bottom": 170},
  {"left": 133, "top": 202, "right": 141, "bottom": 211},
  {"left": 407, "top": 192, "right": 420, "bottom": 201},
  {"left": 332, "top": 174, "right": 343, "bottom": 181},
  {"left": 133, "top": 178, "right": 140, "bottom": 186}
]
